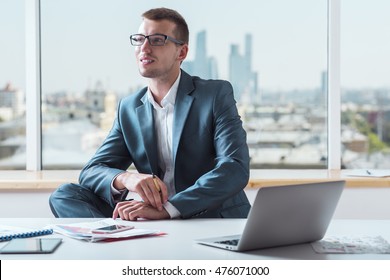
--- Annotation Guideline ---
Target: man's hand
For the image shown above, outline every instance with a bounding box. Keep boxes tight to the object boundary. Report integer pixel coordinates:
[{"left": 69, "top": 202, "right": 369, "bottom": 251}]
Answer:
[
  {"left": 112, "top": 200, "right": 170, "bottom": 221},
  {"left": 113, "top": 172, "right": 168, "bottom": 211}
]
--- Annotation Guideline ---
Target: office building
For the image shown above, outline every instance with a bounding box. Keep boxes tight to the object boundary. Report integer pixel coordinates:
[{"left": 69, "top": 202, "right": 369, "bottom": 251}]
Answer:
[
  {"left": 0, "top": 83, "right": 24, "bottom": 121},
  {"left": 182, "top": 30, "right": 218, "bottom": 79},
  {"left": 229, "top": 34, "right": 258, "bottom": 103}
]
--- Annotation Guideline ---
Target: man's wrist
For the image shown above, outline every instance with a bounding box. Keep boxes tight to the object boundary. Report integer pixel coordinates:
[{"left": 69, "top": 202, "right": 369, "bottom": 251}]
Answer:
[
  {"left": 163, "top": 201, "right": 181, "bottom": 219},
  {"left": 112, "top": 171, "right": 128, "bottom": 191}
]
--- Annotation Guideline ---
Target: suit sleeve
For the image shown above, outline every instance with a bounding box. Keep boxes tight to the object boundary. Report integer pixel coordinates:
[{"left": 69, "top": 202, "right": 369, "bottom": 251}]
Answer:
[
  {"left": 78, "top": 100, "right": 133, "bottom": 207},
  {"left": 169, "top": 81, "right": 250, "bottom": 218}
]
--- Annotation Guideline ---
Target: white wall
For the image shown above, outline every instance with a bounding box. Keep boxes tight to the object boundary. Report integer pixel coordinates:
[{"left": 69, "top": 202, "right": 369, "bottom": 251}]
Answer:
[
  {"left": 1, "top": 188, "right": 390, "bottom": 219},
  {"left": 0, "top": 191, "right": 53, "bottom": 218}
]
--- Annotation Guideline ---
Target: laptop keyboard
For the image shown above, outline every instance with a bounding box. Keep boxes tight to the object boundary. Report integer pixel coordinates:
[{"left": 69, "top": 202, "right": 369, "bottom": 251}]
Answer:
[{"left": 216, "top": 239, "right": 239, "bottom": 246}]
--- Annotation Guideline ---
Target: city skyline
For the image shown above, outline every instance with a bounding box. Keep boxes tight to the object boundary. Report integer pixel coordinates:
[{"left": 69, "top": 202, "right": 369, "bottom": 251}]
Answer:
[{"left": 2, "top": 0, "right": 390, "bottom": 95}]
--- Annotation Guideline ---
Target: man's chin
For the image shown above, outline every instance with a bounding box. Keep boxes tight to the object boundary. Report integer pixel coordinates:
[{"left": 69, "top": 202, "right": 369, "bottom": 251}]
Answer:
[{"left": 138, "top": 69, "right": 158, "bottom": 78}]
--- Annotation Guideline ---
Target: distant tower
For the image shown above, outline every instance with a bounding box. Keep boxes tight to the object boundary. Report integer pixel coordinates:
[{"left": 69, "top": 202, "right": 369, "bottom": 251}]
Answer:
[
  {"left": 85, "top": 81, "right": 105, "bottom": 112},
  {"left": 229, "top": 44, "right": 245, "bottom": 101},
  {"left": 245, "top": 34, "right": 252, "bottom": 77},
  {"left": 85, "top": 81, "right": 106, "bottom": 125},
  {"left": 229, "top": 34, "right": 258, "bottom": 103},
  {"left": 0, "top": 83, "right": 24, "bottom": 121},
  {"left": 181, "top": 30, "right": 218, "bottom": 79},
  {"left": 193, "top": 30, "right": 208, "bottom": 77},
  {"left": 245, "top": 34, "right": 258, "bottom": 102}
]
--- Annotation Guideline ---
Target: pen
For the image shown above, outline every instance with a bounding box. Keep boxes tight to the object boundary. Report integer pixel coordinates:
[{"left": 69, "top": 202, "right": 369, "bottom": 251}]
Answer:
[{"left": 152, "top": 173, "right": 161, "bottom": 192}]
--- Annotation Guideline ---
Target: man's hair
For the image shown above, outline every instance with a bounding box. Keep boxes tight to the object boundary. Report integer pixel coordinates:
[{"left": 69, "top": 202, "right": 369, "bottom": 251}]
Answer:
[{"left": 142, "top": 7, "right": 189, "bottom": 44}]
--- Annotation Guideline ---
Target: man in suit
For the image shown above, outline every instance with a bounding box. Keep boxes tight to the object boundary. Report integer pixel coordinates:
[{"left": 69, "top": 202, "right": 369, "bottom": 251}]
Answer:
[{"left": 49, "top": 7, "right": 251, "bottom": 220}]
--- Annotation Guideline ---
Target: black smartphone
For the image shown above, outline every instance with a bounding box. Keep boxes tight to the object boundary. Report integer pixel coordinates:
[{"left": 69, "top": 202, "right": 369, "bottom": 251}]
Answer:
[{"left": 0, "top": 238, "right": 62, "bottom": 254}]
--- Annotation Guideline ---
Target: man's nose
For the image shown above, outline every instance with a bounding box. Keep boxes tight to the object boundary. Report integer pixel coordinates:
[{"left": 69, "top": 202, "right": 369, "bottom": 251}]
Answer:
[{"left": 140, "top": 38, "right": 152, "bottom": 51}]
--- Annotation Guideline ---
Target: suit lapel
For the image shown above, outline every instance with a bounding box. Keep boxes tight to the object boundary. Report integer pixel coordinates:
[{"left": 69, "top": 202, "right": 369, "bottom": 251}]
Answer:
[
  {"left": 136, "top": 95, "right": 158, "bottom": 174},
  {"left": 134, "top": 71, "right": 195, "bottom": 176},
  {"left": 172, "top": 72, "right": 195, "bottom": 163}
]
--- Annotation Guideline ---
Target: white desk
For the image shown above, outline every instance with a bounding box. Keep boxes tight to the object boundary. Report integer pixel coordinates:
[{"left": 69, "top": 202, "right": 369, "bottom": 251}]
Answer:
[{"left": 1, "top": 218, "right": 390, "bottom": 260}]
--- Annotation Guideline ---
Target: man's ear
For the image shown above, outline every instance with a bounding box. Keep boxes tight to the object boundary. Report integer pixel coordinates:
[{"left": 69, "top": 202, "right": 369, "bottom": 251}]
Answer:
[{"left": 178, "top": 44, "right": 189, "bottom": 62}]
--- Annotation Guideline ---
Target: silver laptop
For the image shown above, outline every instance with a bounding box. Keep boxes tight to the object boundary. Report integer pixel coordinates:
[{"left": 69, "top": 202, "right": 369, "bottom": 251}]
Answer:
[{"left": 196, "top": 180, "right": 345, "bottom": 251}]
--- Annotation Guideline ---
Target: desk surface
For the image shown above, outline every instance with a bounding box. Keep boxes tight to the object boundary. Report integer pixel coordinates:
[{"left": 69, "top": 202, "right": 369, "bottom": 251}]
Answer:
[{"left": 1, "top": 218, "right": 390, "bottom": 260}]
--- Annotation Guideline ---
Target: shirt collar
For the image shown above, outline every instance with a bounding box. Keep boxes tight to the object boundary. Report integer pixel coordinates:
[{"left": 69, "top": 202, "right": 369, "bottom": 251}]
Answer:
[{"left": 147, "top": 71, "right": 181, "bottom": 108}]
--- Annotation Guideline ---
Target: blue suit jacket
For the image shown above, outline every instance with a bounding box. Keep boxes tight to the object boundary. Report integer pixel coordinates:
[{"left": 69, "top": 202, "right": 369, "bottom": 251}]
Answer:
[{"left": 79, "top": 70, "right": 251, "bottom": 218}]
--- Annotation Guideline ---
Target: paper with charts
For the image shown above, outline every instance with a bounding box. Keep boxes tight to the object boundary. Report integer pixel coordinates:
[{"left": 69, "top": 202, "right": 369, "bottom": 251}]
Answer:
[{"left": 49, "top": 218, "right": 161, "bottom": 242}]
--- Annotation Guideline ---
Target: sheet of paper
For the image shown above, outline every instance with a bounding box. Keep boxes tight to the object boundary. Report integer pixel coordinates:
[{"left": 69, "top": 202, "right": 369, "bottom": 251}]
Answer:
[
  {"left": 48, "top": 218, "right": 161, "bottom": 242},
  {"left": 347, "top": 169, "right": 390, "bottom": 178},
  {"left": 311, "top": 235, "right": 390, "bottom": 254}
]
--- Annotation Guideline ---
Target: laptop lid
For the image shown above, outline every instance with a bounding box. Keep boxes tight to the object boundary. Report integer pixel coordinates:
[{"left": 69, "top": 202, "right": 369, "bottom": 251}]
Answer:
[{"left": 196, "top": 180, "right": 345, "bottom": 251}]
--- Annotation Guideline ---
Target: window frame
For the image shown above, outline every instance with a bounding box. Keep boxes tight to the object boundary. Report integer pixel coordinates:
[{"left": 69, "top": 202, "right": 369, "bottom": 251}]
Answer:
[
  {"left": 26, "top": 0, "right": 42, "bottom": 170},
  {"left": 327, "top": 0, "right": 341, "bottom": 169},
  {"left": 25, "top": 0, "right": 341, "bottom": 171}
]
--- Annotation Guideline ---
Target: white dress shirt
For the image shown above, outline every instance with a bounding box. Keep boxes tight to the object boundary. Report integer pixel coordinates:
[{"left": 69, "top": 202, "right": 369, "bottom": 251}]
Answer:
[
  {"left": 146, "top": 72, "right": 181, "bottom": 218},
  {"left": 111, "top": 73, "right": 182, "bottom": 218}
]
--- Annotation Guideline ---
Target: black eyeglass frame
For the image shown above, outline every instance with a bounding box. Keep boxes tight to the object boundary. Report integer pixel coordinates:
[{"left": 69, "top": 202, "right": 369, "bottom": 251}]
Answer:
[{"left": 129, "top": 33, "right": 185, "bottom": 46}]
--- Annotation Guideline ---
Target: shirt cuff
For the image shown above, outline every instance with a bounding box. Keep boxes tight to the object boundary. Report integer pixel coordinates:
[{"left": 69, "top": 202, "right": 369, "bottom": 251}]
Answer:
[
  {"left": 163, "top": 201, "right": 181, "bottom": 219},
  {"left": 111, "top": 172, "right": 127, "bottom": 202}
]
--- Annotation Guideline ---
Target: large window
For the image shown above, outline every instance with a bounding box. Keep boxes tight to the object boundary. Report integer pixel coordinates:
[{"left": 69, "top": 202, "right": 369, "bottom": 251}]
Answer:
[
  {"left": 10, "top": 1, "right": 385, "bottom": 171},
  {"left": 341, "top": 0, "right": 390, "bottom": 168},
  {"left": 40, "top": 0, "right": 135, "bottom": 168},
  {"left": 0, "top": 0, "right": 26, "bottom": 169},
  {"left": 40, "top": 0, "right": 327, "bottom": 169}
]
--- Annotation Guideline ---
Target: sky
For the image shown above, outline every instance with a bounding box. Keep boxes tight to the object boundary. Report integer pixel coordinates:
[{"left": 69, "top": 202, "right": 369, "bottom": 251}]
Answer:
[{"left": 1, "top": 0, "right": 390, "bottom": 95}]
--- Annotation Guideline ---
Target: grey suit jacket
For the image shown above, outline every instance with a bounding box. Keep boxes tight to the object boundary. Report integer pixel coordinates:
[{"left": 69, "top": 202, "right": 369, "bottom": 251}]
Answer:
[{"left": 79, "top": 70, "right": 251, "bottom": 218}]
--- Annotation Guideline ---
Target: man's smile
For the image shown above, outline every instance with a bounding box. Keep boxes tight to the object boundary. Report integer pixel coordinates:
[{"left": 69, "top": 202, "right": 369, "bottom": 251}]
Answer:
[{"left": 140, "top": 57, "right": 155, "bottom": 65}]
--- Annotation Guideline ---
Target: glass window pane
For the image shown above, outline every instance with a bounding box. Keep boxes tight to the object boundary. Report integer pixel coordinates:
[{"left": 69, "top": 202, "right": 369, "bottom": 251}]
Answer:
[
  {"left": 41, "top": 0, "right": 327, "bottom": 169},
  {"left": 0, "top": 0, "right": 26, "bottom": 170},
  {"left": 41, "top": 0, "right": 134, "bottom": 169},
  {"left": 341, "top": 0, "right": 390, "bottom": 168}
]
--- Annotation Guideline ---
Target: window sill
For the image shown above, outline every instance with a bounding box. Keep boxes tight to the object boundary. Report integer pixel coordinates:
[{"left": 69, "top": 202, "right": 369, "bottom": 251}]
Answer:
[
  {"left": 0, "top": 170, "right": 80, "bottom": 191},
  {"left": 0, "top": 169, "right": 389, "bottom": 191},
  {"left": 248, "top": 169, "right": 390, "bottom": 188}
]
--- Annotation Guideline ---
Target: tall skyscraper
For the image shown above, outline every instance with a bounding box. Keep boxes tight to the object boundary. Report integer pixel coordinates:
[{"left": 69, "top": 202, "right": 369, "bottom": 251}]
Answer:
[
  {"left": 182, "top": 31, "right": 257, "bottom": 103},
  {"left": 194, "top": 31, "right": 207, "bottom": 77},
  {"left": 229, "top": 34, "right": 258, "bottom": 103},
  {"left": 182, "top": 30, "right": 218, "bottom": 79}
]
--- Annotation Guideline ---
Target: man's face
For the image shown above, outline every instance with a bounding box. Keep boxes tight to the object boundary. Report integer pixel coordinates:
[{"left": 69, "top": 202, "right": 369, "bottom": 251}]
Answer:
[{"left": 135, "top": 19, "right": 187, "bottom": 81}]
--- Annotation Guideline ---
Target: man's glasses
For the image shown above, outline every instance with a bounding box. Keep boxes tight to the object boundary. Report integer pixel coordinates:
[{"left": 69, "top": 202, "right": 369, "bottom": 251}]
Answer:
[{"left": 130, "top": 33, "right": 184, "bottom": 46}]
